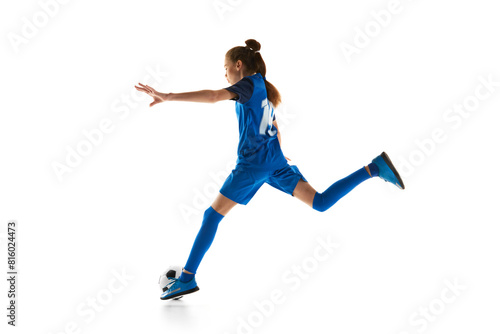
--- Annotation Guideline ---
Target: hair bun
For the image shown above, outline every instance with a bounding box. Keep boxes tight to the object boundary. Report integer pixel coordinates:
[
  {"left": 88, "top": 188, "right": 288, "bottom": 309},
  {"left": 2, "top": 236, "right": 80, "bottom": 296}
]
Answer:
[{"left": 245, "top": 39, "right": 261, "bottom": 52}]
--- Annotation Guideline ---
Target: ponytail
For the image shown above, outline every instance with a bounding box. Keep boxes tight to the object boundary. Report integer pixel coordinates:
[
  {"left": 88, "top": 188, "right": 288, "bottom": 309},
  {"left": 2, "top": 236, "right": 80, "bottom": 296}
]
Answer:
[{"left": 226, "top": 39, "right": 282, "bottom": 108}]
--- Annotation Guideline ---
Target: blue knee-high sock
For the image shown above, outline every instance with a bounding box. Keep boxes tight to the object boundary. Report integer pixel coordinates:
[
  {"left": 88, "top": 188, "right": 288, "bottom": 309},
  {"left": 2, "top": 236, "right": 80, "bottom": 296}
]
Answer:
[
  {"left": 312, "top": 164, "right": 377, "bottom": 212},
  {"left": 180, "top": 206, "right": 224, "bottom": 282}
]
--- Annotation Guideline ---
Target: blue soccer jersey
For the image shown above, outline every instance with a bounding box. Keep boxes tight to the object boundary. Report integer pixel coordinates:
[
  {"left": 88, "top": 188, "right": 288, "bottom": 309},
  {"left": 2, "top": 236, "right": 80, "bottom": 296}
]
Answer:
[{"left": 224, "top": 73, "right": 288, "bottom": 170}]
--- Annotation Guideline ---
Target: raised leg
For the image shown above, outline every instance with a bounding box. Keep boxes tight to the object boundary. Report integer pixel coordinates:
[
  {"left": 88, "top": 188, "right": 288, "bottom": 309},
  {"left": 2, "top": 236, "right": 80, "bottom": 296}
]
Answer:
[{"left": 292, "top": 166, "right": 374, "bottom": 212}]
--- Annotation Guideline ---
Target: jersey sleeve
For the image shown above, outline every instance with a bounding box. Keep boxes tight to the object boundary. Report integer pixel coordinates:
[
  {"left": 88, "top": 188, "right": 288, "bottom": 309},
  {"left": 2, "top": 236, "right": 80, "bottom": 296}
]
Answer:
[{"left": 224, "top": 77, "right": 254, "bottom": 104}]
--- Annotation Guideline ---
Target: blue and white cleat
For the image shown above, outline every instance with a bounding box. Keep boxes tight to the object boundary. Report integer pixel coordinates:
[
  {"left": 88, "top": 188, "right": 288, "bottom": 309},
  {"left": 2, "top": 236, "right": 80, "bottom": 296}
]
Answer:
[
  {"left": 372, "top": 152, "right": 405, "bottom": 190},
  {"left": 160, "top": 277, "right": 200, "bottom": 300}
]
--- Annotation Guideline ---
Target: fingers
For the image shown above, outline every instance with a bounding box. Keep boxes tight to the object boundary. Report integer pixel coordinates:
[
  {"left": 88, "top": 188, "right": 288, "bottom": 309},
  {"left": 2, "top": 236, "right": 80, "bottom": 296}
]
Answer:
[
  {"left": 134, "top": 84, "right": 149, "bottom": 94},
  {"left": 135, "top": 82, "right": 154, "bottom": 94},
  {"left": 135, "top": 83, "right": 159, "bottom": 108},
  {"left": 140, "top": 83, "right": 155, "bottom": 92}
]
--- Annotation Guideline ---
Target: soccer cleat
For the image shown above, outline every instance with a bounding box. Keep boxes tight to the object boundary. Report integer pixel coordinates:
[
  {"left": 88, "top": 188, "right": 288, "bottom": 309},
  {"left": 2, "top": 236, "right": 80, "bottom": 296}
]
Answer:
[
  {"left": 372, "top": 152, "right": 405, "bottom": 189},
  {"left": 160, "top": 277, "right": 200, "bottom": 300}
]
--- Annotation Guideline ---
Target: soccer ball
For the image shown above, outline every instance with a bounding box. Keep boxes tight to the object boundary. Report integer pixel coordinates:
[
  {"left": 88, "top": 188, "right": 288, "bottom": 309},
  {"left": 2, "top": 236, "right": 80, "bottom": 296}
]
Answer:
[{"left": 158, "top": 265, "right": 183, "bottom": 292}]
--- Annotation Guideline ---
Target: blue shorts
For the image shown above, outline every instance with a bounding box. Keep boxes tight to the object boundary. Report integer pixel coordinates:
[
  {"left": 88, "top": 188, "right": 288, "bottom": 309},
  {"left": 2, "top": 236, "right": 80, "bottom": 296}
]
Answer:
[{"left": 219, "top": 164, "right": 308, "bottom": 205}]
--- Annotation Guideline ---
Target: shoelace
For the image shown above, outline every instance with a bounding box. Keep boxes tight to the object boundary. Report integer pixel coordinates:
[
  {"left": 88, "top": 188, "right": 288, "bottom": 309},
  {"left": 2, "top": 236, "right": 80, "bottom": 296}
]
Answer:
[
  {"left": 161, "top": 277, "right": 176, "bottom": 290},
  {"left": 167, "top": 278, "right": 180, "bottom": 293}
]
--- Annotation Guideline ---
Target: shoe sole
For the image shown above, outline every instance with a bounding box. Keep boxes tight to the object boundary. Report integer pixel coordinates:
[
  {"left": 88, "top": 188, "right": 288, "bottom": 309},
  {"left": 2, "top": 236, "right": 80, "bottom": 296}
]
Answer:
[
  {"left": 160, "top": 286, "right": 200, "bottom": 301},
  {"left": 380, "top": 152, "right": 405, "bottom": 190}
]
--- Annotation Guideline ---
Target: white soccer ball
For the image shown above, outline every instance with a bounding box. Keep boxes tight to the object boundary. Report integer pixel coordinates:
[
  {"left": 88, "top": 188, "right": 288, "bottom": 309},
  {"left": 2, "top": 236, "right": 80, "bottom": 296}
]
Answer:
[{"left": 158, "top": 265, "right": 183, "bottom": 292}]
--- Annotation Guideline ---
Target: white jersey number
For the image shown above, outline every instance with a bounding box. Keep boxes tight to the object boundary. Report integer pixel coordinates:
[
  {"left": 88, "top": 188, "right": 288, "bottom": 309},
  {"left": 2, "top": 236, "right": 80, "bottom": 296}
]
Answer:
[{"left": 259, "top": 98, "right": 277, "bottom": 136}]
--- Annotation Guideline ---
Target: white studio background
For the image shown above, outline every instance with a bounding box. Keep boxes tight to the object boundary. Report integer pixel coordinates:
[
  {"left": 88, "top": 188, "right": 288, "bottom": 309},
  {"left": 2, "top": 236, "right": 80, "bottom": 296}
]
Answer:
[{"left": 1, "top": 0, "right": 499, "bottom": 333}]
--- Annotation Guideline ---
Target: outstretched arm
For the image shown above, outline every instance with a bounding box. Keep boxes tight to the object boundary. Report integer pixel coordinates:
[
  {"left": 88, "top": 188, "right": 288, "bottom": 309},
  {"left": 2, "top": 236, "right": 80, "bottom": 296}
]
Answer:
[{"left": 134, "top": 83, "right": 237, "bottom": 107}]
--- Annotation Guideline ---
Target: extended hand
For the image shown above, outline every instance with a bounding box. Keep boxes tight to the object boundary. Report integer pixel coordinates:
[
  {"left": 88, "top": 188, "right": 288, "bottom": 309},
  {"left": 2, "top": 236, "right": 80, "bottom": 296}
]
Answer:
[{"left": 134, "top": 83, "right": 165, "bottom": 107}]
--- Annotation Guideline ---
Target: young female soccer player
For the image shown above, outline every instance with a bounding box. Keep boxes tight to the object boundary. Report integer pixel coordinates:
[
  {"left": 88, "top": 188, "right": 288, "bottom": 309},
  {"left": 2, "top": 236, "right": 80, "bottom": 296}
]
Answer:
[{"left": 135, "top": 39, "right": 405, "bottom": 301}]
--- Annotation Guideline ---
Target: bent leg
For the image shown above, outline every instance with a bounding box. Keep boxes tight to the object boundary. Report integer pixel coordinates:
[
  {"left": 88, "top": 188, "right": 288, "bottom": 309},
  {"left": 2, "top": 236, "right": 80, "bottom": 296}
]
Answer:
[
  {"left": 292, "top": 179, "right": 317, "bottom": 207},
  {"left": 211, "top": 192, "right": 238, "bottom": 216},
  {"left": 293, "top": 166, "right": 374, "bottom": 212},
  {"left": 181, "top": 193, "right": 237, "bottom": 280}
]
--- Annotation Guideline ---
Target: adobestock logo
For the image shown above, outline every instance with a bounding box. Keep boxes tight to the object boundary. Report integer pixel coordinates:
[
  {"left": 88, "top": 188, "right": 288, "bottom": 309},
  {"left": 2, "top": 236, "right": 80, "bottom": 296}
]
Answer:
[
  {"left": 222, "top": 235, "right": 340, "bottom": 334},
  {"left": 396, "top": 73, "right": 499, "bottom": 179},
  {"left": 179, "top": 160, "right": 236, "bottom": 224},
  {"left": 397, "top": 277, "right": 466, "bottom": 334},
  {"left": 212, "top": 0, "right": 244, "bottom": 21},
  {"left": 46, "top": 267, "right": 134, "bottom": 334},
  {"left": 7, "top": 0, "right": 72, "bottom": 54},
  {"left": 51, "top": 64, "right": 169, "bottom": 183},
  {"left": 340, "top": 0, "right": 418, "bottom": 64}
]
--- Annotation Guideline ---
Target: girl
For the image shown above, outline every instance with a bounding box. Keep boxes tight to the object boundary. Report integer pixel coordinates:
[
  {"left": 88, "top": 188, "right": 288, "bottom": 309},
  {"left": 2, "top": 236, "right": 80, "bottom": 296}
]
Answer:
[{"left": 134, "top": 39, "right": 405, "bottom": 301}]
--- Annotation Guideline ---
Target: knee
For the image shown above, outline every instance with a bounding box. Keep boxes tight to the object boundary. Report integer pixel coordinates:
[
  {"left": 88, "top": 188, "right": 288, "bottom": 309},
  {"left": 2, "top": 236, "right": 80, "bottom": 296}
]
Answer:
[
  {"left": 313, "top": 204, "right": 328, "bottom": 213},
  {"left": 312, "top": 192, "right": 327, "bottom": 213},
  {"left": 202, "top": 206, "right": 225, "bottom": 225}
]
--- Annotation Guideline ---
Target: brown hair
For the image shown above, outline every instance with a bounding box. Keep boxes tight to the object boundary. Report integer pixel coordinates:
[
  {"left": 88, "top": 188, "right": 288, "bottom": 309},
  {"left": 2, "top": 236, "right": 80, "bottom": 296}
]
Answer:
[{"left": 226, "top": 39, "right": 282, "bottom": 108}]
